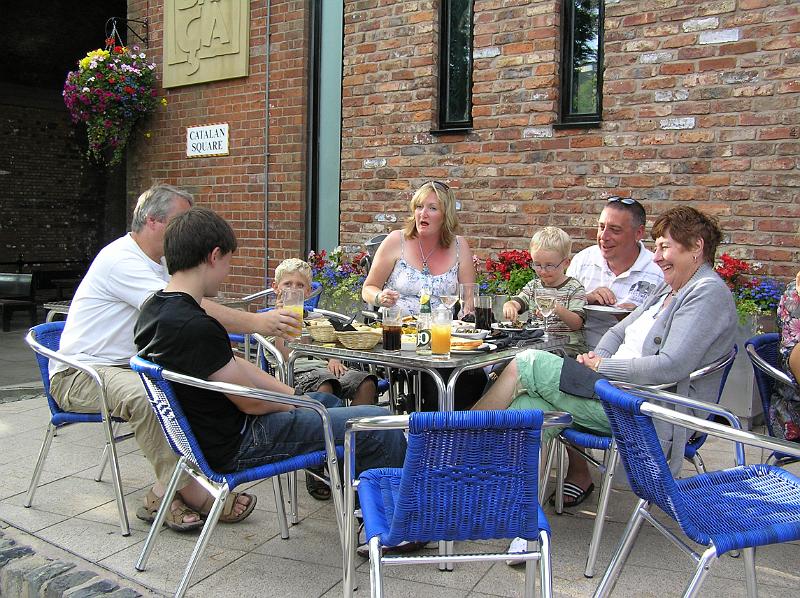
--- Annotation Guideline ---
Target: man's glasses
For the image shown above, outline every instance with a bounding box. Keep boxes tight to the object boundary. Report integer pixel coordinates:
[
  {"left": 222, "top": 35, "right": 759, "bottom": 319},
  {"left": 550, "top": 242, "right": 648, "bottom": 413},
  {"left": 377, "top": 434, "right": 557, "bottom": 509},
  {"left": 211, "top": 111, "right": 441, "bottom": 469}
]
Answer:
[
  {"left": 607, "top": 196, "right": 636, "bottom": 205},
  {"left": 532, "top": 258, "right": 566, "bottom": 273}
]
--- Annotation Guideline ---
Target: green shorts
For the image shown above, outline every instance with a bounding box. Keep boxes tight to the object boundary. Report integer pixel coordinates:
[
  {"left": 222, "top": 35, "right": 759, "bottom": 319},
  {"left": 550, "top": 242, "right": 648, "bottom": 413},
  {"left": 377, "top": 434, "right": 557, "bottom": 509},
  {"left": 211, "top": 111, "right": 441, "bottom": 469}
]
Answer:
[{"left": 509, "top": 349, "right": 612, "bottom": 443}]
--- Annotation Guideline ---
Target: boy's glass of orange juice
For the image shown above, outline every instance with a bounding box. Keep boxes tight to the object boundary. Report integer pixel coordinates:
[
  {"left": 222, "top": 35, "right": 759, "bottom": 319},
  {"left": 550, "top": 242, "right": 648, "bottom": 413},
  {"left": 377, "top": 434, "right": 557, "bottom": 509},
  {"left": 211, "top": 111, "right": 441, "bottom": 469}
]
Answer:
[
  {"left": 431, "top": 305, "right": 452, "bottom": 359},
  {"left": 282, "top": 288, "right": 305, "bottom": 337}
]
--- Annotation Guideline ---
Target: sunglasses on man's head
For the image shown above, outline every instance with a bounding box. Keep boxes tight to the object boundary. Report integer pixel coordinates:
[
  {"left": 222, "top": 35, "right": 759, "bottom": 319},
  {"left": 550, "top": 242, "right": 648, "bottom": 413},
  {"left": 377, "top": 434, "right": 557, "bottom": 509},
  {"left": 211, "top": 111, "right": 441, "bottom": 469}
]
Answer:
[{"left": 607, "top": 196, "right": 636, "bottom": 205}]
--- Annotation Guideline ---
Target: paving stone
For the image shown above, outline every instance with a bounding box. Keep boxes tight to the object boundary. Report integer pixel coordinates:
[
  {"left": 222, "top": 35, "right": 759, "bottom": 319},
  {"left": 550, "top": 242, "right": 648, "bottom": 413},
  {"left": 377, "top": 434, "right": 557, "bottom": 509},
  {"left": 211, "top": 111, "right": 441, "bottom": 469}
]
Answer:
[
  {"left": 1, "top": 554, "right": 48, "bottom": 597},
  {"left": 105, "top": 589, "right": 142, "bottom": 598},
  {"left": 0, "top": 544, "right": 35, "bottom": 567},
  {"left": 63, "top": 578, "right": 119, "bottom": 597},
  {"left": 43, "top": 570, "right": 99, "bottom": 598},
  {"left": 28, "top": 560, "right": 76, "bottom": 597}
]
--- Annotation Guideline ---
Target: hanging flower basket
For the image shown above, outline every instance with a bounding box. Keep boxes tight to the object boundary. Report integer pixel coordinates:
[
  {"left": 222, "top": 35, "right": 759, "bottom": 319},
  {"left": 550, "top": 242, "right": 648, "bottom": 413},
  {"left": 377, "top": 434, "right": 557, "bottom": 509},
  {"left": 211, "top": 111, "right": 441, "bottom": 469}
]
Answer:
[{"left": 63, "top": 45, "right": 162, "bottom": 167}]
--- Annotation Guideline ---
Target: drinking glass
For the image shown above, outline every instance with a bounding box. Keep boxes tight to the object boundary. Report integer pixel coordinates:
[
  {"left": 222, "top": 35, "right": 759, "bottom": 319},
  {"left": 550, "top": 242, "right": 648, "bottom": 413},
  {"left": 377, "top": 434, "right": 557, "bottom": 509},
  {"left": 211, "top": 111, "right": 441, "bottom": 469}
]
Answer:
[
  {"left": 535, "top": 288, "right": 558, "bottom": 340},
  {"left": 282, "top": 288, "right": 305, "bottom": 338},
  {"left": 438, "top": 281, "right": 459, "bottom": 316},
  {"left": 381, "top": 305, "right": 403, "bottom": 352},
  {"left": 430, "top": 305, "right": 452, "bottom": 360},
  {"left": 475, "top": 295, "right": 494, "bottom": 331},
  {"left": 458, "top": 282, "right": 478, "bottom": 320}
]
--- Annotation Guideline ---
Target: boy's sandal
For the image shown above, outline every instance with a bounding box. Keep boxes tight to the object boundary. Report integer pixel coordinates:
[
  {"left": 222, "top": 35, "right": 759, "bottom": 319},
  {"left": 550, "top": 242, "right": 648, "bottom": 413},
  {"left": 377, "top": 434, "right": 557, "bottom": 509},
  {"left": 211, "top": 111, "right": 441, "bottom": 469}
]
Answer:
[
  {"left": 548, "top": 482, "right": 595, "bottom": 508},
  {"left": 198, "top": 491, "right": 257, "bottom": 524},
  {"left": 305, "top": 470, "right": 332, "bottom": 501},
  {"left": 136, "top": 489, "right": 204, "bottom": 532}
]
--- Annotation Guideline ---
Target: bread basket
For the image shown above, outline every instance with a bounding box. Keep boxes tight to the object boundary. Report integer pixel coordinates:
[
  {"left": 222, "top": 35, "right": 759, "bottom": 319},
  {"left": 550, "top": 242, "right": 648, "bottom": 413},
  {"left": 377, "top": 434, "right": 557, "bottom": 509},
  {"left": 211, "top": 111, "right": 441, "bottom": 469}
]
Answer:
[
  {"left": 335, "top": 329, "right": 382, "bottom": 350},
  {"left": 306, "top": 319, "right": 338, "bottom": 343}
]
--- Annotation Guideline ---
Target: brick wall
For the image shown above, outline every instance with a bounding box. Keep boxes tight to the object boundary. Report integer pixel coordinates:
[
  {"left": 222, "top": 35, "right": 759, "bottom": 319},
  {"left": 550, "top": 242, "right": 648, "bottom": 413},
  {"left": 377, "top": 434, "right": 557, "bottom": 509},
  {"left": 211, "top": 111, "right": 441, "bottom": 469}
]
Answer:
[
  {"left": 340, "top": 0, "right": 800, "bottom": 279},
  {"left": 127, "top": 0, "right": 311, "bottom": 294}
]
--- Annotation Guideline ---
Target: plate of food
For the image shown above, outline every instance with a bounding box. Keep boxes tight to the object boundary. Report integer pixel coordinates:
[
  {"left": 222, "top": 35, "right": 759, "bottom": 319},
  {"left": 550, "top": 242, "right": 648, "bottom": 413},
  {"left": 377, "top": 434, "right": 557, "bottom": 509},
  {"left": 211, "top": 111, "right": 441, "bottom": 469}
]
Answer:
[
  {"left": 450, "top": 340, "right": 497, "bottom": 354},
  {"left": 492, "top": 321, "right": 526, "bottom": 332},
  {"left": 584, "top": 304, "right": 634, "bottom": 315},
  {"left": 452, "top": 327, "right": 489, "bottom": 340}
]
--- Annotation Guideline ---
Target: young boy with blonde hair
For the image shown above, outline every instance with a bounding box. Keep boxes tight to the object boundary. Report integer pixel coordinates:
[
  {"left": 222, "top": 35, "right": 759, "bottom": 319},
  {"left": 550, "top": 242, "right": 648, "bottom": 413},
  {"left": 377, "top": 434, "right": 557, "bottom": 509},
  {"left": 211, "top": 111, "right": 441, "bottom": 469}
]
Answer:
[
  {"left": 272, "top": 258, "right": 378, "bottom": 406},
  {"left": 502, "top": 226, "right": 587, "bottom": 356}
]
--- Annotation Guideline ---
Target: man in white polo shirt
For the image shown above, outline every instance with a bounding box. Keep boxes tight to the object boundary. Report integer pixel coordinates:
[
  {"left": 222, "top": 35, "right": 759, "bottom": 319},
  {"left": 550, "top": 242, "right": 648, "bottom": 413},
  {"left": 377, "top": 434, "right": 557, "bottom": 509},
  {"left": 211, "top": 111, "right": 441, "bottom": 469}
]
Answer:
[{"left": 567, "top": 196, "right": 664, "bottom": 348}]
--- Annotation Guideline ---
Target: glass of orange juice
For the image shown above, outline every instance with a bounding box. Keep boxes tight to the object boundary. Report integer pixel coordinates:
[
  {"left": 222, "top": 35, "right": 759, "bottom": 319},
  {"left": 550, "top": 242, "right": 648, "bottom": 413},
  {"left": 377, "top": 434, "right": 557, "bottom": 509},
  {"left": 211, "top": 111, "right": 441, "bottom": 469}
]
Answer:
[
  {"left": 282, "top": 288, "right": 305, "bottom": 338},
  {"left": 431, "top": 304, "right": 452, "bottom": 359}
]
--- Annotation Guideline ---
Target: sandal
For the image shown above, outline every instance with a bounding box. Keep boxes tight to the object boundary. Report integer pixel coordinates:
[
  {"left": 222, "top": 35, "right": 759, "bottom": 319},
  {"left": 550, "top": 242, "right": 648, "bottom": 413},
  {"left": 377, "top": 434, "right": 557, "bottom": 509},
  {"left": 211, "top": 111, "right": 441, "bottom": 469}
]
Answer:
[
  {"left": 198, "top": 491, "right": 257, "bottom": 524},
  {"left": 548, "top": 482, "right": 595, "bottom": 508},
  {"left": 136, "top": 489, "right": 204, "bottom": 532},
  {"left": 305, "top": 468, "right": 331, "bottom": 501}
]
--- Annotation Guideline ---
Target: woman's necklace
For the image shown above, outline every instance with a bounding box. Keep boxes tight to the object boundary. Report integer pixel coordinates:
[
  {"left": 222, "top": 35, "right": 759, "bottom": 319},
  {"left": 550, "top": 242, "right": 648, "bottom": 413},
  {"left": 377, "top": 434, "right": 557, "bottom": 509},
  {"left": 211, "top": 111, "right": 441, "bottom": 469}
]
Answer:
[{"left": 418, "top": 238, "right": 439, "bottom": 275}]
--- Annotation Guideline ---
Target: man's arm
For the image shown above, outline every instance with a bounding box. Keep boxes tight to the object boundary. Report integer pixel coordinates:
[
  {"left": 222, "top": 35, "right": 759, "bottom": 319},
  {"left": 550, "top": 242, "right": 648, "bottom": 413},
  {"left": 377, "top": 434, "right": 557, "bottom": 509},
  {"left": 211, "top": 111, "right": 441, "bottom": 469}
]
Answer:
[
  {"left": 201, "top": 299, "right": 301, "bottom": 339},
  {"left": 208, "top": 355, "right": 296, "bottom": 415}
]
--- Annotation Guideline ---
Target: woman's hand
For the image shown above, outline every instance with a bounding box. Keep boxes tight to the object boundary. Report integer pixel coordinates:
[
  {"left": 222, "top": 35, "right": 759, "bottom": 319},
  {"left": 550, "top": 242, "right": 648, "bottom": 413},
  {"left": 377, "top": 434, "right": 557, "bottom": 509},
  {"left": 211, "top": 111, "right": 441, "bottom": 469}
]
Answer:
[
  {"left": 327, "top": 358, "right": 348, "bottom": 377},
  {"left": 576, "top": 351, "right": 602, "bottom": 371},
  {"left": 502, "top": 300, "right": 520, "bottom": 321},
  {"left": 375, "top": 288, "right": 400, "bottom": 308}
]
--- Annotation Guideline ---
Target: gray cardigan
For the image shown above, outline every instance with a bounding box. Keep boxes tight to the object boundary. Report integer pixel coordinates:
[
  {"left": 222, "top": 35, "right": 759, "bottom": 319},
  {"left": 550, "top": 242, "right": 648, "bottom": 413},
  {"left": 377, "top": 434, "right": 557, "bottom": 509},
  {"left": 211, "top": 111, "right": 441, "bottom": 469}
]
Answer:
[{"left": 593, "top": 263, "right": 737, "bottom": 472}]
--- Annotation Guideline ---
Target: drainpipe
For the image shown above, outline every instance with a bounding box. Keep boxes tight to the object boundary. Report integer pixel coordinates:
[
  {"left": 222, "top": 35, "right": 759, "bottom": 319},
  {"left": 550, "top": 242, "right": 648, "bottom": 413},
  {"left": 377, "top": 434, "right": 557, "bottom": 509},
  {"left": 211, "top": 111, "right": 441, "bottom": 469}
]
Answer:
[{"left": 263, "top": 0, "right": 272, "bottom": 289}]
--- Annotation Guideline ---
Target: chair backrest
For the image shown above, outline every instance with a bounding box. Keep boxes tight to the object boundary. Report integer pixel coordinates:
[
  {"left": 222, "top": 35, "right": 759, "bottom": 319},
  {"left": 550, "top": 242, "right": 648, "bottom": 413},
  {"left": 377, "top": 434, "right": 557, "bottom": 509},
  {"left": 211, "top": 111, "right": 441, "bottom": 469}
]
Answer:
[
  {"left": 380, "top": 410, "right": 545, "bottom": 545},
  {"left": 594, "top": 379, "right": 689, "bottom": 524},
  {"left": 745, "top": 333, "right": 789, "bottom": 437},
  {"left": 130, "top": 355, "right": 221, "bottom": 481},
  {"left": 28, "top": 321, "right": 67, "bottom": 415},
  {"left": 305, "top": 281, "right": 322, "bottom": 310}
]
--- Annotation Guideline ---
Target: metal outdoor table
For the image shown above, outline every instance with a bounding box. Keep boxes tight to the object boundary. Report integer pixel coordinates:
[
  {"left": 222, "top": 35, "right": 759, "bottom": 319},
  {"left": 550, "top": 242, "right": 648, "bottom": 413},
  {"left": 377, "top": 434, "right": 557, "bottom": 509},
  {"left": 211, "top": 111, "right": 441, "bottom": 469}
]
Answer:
[
  {"left": 286, "top": 333, "right": 569, "bottom": 412},
  {"left": 43, "top": 300, "right": 72, "bottom": 322}
]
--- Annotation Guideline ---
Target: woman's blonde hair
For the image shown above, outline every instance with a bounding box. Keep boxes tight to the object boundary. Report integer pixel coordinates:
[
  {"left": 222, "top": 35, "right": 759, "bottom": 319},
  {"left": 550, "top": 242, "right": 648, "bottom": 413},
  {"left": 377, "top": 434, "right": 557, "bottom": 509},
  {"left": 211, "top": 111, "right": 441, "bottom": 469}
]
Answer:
[
  {"left": 274, "top": 258, "right": 312, "bottom": 285},
  {"left": 402, "top": 181, "right": 461, "bottom": 247}
]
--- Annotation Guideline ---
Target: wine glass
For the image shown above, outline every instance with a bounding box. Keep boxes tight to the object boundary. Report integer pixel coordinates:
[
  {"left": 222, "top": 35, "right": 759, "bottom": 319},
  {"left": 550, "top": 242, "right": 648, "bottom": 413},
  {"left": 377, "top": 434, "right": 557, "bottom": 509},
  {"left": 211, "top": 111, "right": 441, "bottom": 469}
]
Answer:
[
  {"left": 535, "top": 288, "right": 558, "bottom": 340},
  {"left": 458, "top": 283, "right": 478, "bottom": 321},
  {"left": 438, "top": 281, "right": 459, "bottom": 317}
]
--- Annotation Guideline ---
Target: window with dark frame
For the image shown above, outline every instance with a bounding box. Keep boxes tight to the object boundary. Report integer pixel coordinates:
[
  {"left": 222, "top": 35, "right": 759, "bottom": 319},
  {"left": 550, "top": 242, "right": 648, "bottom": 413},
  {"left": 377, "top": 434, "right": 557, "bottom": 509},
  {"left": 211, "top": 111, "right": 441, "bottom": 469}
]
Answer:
[
  {"left": 436, "top": 0, "right": 473, "bottom": 132},
  {"left": 559, "top": 0, "right": 604, "bottom": 127}
]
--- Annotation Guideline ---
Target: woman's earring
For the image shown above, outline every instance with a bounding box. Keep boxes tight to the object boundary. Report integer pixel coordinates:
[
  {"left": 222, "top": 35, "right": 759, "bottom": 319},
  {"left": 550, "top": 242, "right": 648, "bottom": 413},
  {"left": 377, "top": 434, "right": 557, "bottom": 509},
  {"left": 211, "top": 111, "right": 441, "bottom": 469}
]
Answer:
[{"left": 693, "top": 254, "right": 698, "bottom": 262}]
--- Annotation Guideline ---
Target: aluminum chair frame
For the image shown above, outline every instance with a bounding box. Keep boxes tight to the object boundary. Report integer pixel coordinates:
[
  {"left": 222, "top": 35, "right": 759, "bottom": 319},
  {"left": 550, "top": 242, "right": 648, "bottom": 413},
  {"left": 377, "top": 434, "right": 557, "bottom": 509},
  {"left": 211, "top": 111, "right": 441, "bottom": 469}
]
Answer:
[
  {"left": 130, "top": 356, "right": 345, "bottom": 598},
  {"left": 745, "top": 333, "right": 800, "bottom": 465},
  {"left": 593, "top": 379, "right": 800, "bottom": 598},
  {"left": 343, "top": 410, "right": 573, "bottom": 598},
  {"left": 24, "top": 322, "right": 132, "bottom": 536},
  {"left": 540, "top": 345, "right": 737, "bottom": 578}
]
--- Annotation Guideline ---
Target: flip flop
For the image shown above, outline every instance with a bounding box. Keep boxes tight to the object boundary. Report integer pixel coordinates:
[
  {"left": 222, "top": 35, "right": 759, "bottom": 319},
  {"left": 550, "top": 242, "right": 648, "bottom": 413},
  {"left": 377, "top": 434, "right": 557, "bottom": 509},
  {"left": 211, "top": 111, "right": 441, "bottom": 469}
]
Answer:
[
  {"left": 305, "top": 468, "right": 332, "bottom": 501},
  {"left": 548, "top": 482, "right": 595, "bottom": 508},
  {"left": 198, "top": 491, "right": 257, "bottom": 524}
]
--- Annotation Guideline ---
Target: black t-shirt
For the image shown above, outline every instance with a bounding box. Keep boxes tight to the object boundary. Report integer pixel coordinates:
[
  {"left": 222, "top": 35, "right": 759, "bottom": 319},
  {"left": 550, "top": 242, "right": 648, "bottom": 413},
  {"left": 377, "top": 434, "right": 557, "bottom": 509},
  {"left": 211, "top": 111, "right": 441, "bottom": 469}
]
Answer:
[{"left": 135, "top": 291, "right": 244, "bottom": 470}]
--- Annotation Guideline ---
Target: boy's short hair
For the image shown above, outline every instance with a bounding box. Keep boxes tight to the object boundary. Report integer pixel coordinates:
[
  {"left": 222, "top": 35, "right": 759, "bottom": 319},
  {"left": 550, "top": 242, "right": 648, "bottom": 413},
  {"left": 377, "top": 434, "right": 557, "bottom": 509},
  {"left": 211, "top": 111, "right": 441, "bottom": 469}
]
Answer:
[
  {"left": 274, "top": 258, "right": 312, "bottom": 285},
  {"left": 164, "top": 207, "right": 237, "bottom": 273},
  {"left": 530, "top": 226, "right": 572, "bottom": 260}
]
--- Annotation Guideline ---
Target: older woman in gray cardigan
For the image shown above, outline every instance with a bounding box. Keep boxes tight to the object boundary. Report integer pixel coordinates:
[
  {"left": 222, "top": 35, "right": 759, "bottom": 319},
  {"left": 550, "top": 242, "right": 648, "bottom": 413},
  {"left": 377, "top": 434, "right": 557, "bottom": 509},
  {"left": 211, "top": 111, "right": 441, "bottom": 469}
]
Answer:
[{"left": 473, "top": 206, "right": 737, "bottom": 505}]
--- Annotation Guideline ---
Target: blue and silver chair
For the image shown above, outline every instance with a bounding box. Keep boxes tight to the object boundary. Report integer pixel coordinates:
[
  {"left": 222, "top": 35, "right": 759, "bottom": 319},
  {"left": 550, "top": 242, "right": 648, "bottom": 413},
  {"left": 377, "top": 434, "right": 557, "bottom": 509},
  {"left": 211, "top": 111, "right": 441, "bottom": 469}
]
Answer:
[
  {"left": 593, "top": 379, "right": 800, "bottom": 597},
  {"left": 343, "top": 409, "right": 572, "bottom": 598},
  {"left": 24, "top": 321, "right": 132, "bottom": 536},
  {"left": 130, "top": 355, "right": 344, "bottom": 598},
  {"left": 541, "top": 345, "right": 737, "bottom": 578},
  {"left": 745, "top": 332, "right": 800, "bottom": 465}
]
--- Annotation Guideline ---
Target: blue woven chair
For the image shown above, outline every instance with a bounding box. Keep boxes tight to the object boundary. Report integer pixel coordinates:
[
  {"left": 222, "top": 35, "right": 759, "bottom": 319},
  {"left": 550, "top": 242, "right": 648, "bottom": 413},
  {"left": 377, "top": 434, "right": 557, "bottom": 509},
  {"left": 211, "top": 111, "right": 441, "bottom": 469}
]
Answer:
[
  {"left": 342, "top": 409, "right": 573, "bottom": 598},
  {"left": 593, "top": 379, "right": 800, "bottom": 597},
  {"left": 24, "top": 321, "right": 132, "bottom": 536},
  {"left": 541, "top": 345, "right": 737, "bottom": 578},
  {"left": 130, "top": 355, "right": 344, "bottom": 598},
  {"left": 745, "top": 332, "right": 800, "bottom": 465}
]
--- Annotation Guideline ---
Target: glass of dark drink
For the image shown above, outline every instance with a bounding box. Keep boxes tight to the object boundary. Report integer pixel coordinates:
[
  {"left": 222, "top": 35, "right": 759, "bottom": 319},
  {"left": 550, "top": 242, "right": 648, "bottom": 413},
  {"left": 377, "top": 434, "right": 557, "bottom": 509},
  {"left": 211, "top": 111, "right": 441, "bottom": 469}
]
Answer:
[
  {"left": 475, "top": 295, "right": 494, "bottom": 330},
  {"left": 382, "top": 305, "right": 403, "bottom": 351}
]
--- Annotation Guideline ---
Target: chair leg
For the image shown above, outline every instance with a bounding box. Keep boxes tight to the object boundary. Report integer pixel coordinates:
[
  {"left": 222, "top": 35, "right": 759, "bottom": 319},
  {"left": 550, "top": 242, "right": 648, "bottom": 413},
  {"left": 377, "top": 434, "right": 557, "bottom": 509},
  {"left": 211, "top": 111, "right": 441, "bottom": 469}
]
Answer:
[
  {"left": 136, "top": 459, "right": 186, "bottom": 571},
  {"left": 368, "top": 537, "right": 385, "bottom": 598},
  {"left": 691, "top": 452, "right": 706, "bottom": 474},
  {"left": 584, "top": 442, "right": 619, "bottom": 578},
  {"left": 554, "top": 440, "right": 566, "bottom": 514},
  {"left": 743, "top": 547, "right": 757, "bottom": 598},
  {"left": 95, "top": 421, "right": 122, "bottom": 482},
  {"left": 593, "top": 499, "right": 649, "bottom": 598},
  {"left": 524, "top": 539, "right": 536, "bottom": 598},
  {"left": 539, "top": 438, "right": 557, "bottom": 505},
  {"left": 289, "top": 471, "right": 299, "bottom": 524},
  {"left": 25, "top": 423, "right": 56, "bottom": 507},
  {"left": 272, "top": 476, "right": 290, "bottom": 539},
  {"left": 682, "top": 546, "right": 719, "bottom": 598},
  {"left": 100, "top": 419, "right": 130, "bottom": 536},
  {"left": 174, "top": 487, "right": 229, "bottom": 598}
]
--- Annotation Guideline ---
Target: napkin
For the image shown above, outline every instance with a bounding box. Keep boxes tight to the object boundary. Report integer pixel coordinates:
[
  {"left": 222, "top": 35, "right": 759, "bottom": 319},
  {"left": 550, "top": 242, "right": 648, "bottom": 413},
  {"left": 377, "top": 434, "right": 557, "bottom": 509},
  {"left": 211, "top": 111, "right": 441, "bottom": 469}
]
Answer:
[{"left": 489, "top": 328, "right": 544, "bottom": 349}]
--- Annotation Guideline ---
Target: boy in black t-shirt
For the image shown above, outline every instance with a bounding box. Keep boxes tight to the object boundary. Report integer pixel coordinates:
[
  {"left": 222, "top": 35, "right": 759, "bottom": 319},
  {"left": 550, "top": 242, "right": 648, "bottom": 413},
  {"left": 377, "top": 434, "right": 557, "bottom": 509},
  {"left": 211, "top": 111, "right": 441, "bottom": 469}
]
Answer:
[{"left": 134, "top": 208, "right": 407, "bottom": 499}]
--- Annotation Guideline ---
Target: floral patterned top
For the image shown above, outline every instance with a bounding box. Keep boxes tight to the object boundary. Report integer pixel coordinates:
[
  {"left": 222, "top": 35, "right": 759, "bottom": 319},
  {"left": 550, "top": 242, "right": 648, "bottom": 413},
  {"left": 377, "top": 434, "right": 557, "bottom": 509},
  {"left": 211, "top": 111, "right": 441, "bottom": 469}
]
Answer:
[
  {"left": 773, "top": 282, "right": 800, "bottom": 441},
  {"left": 385, "top": 236, "right": 461, "bottom": 315}
]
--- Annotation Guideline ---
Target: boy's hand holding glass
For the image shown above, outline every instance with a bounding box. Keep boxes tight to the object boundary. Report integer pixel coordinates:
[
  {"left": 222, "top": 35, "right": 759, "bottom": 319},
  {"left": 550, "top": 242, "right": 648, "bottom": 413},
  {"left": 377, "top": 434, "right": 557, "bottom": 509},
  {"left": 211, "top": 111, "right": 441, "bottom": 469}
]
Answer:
[{"left": 327, "top": 359, "right": 347, "bottom": 376}]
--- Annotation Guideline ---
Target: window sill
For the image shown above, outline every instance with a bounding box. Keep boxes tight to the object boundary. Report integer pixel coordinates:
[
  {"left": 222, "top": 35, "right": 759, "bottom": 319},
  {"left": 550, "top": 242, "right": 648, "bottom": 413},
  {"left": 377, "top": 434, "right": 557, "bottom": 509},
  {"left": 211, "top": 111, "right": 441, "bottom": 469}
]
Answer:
[
  {"left": 554, "top": 120, "right": 602, "bottom": 130},
  {"left": 430, "top": 126, "right": 473, "bottom": 136}
]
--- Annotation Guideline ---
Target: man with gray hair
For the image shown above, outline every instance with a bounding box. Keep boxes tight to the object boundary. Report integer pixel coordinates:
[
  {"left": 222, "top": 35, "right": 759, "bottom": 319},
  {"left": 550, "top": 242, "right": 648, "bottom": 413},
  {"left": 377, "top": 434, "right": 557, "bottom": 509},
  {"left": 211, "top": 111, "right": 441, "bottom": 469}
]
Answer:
[{"left": 50, "top": 184, "right": 300, "bottom": 530}]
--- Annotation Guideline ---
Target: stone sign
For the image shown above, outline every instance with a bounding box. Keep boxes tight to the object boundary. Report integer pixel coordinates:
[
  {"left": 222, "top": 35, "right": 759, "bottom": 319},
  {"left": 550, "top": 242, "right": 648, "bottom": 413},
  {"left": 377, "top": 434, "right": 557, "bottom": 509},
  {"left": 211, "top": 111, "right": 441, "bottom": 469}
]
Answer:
[
  {"left": 163, "top": 0, "right": 249, "bottom": 88},
  {"left": 186, "top": 123, "right": 230, "bottom": 157}
]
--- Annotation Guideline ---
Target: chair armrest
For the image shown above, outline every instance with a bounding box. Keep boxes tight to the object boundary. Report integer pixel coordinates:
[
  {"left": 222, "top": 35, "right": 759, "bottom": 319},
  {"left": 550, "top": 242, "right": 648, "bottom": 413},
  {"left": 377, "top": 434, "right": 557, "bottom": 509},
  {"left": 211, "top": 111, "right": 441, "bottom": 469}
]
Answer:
[
  {"left": 312, "top": 308, "right": 351, "bottom": 324},
  {"left": 251, "top": 333, "right": 287, "bottom": 381},
  {"left": 240, "top": 288, "right": 276, "bottom": 303},
  {"left": 648, "top": 346, "right": 737, "bottom": 390},
  {"left": 746, "top": 343, "right": 796, "bottom": 388}
]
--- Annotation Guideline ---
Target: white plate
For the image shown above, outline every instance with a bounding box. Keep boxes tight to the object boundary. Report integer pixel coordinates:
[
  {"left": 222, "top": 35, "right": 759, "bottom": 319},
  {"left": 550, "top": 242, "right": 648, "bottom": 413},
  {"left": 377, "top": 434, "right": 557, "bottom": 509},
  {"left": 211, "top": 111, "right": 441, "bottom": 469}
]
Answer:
[
  {"left": 452, "top": 329, "right": 489, "bottom": 340},
  {"left": 451, "top": 342, "right": 497, "bottom": 354},
  {"left": 492, "top": 322, "right": 525, "bottom": 332},
  {"left": 584, "top": 304, "right": 634, "bottom": 315}
]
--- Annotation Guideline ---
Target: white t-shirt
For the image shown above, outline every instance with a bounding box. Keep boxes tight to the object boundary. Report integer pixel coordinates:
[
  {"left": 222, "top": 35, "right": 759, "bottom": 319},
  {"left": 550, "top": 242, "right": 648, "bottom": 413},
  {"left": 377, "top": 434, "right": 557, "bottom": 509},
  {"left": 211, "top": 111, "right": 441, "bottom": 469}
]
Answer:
[
  {"left": 612, "top": 296, "right": 666, "bottom": 360},
  {"left": 567, "top": 242, "right": 664, "bottom": 348},
  {"left": 50, "top": 234, "right": 169, "bottom": 376}
]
